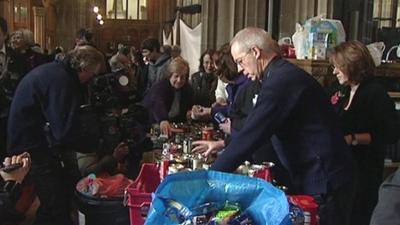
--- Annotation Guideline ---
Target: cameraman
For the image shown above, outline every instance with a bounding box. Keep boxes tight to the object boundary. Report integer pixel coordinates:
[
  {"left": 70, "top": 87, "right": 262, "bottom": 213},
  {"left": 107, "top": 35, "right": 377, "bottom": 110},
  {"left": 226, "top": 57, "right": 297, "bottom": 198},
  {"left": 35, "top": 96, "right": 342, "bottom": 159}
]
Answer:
[
  {"left": 108, "top": 52, "right": 138, "bottom": 94},
  {"left": 79, "top": 52, "right": 150, "bottom": 179},
  {"left": 7, "top": 45, "right": 105, "bottom": 225}
]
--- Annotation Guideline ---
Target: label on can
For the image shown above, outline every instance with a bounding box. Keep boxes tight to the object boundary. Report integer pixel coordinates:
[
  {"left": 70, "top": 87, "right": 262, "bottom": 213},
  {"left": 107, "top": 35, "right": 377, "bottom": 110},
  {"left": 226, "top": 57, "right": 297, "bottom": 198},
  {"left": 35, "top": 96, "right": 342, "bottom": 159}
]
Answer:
[
  {"left": 160, "top": 159, "right": 169, "bottom": 179},
  {"left": 202, "top": 127, "right": 213, "bottom": 140}
]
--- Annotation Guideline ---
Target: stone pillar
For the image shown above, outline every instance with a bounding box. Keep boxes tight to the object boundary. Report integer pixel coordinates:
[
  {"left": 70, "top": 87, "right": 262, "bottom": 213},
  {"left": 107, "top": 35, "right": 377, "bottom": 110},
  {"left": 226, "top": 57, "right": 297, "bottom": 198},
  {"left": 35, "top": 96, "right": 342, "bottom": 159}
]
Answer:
[
  {"left": 216, "top": 0, "right": 234, "bottom": 47},
  {"left": 201, "top": 0, "right": 218, "bottom": 51},
  {"left": 32, "top": 6, "right": 46, "bottom": 49},
  {"left": 0, "top": 0, "right": 12, "bottom": 26},
  {"left": 42, "top": 0, "right": 58, "bottom": 50},
  {"left": 201, "top": 0, "right": 267, "bottom": 52}
]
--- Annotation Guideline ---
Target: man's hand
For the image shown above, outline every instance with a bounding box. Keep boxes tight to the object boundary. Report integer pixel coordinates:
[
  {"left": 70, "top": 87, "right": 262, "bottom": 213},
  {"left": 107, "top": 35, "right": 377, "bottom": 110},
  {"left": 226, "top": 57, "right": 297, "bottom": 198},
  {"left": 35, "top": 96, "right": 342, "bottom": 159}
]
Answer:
[
  {"left": 0, "top": 152, "right": 31, "bottom": 184},
  {"left": 191, "top": 105, "right": 211, "bottom": 121},
  {"left": 192, "top": 140, "right": 225, "bottom": 157},
  {"left": 112, "top": 142, "right": 129, "bottom": 161}
]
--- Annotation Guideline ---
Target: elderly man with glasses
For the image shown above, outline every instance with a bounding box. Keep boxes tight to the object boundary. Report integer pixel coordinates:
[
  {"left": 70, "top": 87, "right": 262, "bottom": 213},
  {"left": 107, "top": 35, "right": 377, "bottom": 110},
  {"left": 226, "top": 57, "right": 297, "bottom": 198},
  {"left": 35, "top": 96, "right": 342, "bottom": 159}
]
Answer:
[{"left": 208, "top": 27, "right": 356, "bottom": 225}]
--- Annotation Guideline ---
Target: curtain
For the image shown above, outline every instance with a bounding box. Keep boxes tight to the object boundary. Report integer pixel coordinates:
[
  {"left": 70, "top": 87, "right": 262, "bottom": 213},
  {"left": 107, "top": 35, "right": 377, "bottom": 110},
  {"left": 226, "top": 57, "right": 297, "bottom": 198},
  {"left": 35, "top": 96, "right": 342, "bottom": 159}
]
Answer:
[{"left": 179, "top": 19, "right": 202, "bottom": 77}]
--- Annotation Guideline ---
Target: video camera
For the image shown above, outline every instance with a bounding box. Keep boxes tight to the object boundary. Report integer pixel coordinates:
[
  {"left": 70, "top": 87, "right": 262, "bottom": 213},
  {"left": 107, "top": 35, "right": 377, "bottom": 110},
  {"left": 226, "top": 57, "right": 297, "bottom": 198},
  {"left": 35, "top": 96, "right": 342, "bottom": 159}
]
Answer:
[
  {"left": 89, "top": 69, "right": 138, "bottom": 110},
  {"left": 96, "top": 104, "right": 151, "bottom": 158}
]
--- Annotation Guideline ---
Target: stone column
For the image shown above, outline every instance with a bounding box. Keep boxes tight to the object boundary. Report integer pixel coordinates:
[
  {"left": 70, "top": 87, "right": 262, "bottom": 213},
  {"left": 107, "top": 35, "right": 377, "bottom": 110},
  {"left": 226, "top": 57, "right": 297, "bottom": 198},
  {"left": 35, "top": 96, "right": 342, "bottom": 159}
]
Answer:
[
  {"left": 42, "top": 0, "right": 58, "bottom": 50},
  {"left": 0, "top": 0, "right": 12, "bottom": 26},
  {"left": 32, "top": 6, "right": 46, "bottom": 49},
  {"left": 201, "top": 0, "right": 267, "bottom": 52},
  {"left": 201, "top": 0, "right": 218, "bottom": 51}
]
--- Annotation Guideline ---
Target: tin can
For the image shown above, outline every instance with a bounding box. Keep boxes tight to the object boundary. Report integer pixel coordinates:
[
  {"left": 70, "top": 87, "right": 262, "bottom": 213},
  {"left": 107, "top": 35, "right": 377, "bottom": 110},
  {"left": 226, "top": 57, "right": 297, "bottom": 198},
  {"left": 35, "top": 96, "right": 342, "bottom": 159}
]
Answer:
[
  {"left": 160, "top": 159, "right": 169, "bottom": 179},
  {"left": 202, "top": 127, "right": 213, "bottom": 140},
  {"left": 183, "top": 138, "right": 192, "bottom": 154},
  {"left": 192, "top": 154, "right": 203, "bottom": 170},
  {"left": 192, "top": 215, "right": 207, "bottom": 225},
  {"left": 174, "top": 133, "right": 182, "bottom": 144},
  {"left": 303, "top": 211, "right": 311, "bottom": 225}
]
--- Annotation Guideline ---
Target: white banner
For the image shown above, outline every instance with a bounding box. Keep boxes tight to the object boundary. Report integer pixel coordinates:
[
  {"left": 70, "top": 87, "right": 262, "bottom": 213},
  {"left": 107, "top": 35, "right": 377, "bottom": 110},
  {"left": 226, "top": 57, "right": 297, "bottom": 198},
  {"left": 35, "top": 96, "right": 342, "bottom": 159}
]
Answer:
[
  {"left": 173, "top": 18, "right": 178, "bottom": 46},
  {"left": 163, "top": 29, "right": 172, "bottom": 46},
  {"left": 179, "top": 20, "right": 202, "bottom": 77}
]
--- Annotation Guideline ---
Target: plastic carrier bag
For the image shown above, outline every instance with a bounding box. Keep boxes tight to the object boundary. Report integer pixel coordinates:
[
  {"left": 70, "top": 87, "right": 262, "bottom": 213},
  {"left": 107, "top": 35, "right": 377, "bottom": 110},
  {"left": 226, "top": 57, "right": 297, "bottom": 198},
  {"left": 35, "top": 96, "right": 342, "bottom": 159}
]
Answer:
[{"left": 145, "top": 170, "right": 290, "bottom": 225}]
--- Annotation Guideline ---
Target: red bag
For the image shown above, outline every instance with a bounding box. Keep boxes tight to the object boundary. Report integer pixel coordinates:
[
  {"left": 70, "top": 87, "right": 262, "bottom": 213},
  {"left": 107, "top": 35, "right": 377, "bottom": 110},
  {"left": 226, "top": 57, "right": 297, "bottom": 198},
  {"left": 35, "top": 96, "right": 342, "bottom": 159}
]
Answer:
[{"left": 76, "top": 173, "right": 133, "bottom": 198}]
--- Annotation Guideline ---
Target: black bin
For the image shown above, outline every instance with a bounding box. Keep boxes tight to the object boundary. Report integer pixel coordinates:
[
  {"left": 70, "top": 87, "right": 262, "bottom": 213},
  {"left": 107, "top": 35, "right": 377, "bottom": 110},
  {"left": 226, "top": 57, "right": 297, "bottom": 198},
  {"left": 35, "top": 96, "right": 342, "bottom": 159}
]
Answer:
[{"left": 75, "top": 191, "right": 130, "bottom": 225}]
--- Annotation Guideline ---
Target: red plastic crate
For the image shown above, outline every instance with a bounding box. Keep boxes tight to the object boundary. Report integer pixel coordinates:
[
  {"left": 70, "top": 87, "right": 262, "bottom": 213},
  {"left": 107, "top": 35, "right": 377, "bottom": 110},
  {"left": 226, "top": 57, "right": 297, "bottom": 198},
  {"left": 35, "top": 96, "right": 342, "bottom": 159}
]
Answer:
[{"left": 125, "top": 163, "right": 161, "bottom": 225}]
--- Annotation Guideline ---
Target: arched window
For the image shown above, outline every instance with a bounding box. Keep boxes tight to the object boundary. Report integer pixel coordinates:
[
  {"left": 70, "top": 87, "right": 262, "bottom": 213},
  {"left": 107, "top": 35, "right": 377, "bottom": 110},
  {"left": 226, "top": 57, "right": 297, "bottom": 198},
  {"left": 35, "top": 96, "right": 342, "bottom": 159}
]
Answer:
[{"left": 106, "top": 0, "right": 147, "bottom": 20}]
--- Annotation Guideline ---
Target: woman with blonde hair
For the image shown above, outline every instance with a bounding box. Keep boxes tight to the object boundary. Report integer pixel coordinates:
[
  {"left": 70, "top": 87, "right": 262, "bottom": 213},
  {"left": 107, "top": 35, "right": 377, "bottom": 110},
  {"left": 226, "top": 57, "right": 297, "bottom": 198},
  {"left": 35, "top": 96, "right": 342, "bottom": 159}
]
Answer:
[
  {"left": 142, "top": 57, "right": 193, "bottom": 136},
  {"left": 11, "top": 28, "right": 48, "bottom": 71}
]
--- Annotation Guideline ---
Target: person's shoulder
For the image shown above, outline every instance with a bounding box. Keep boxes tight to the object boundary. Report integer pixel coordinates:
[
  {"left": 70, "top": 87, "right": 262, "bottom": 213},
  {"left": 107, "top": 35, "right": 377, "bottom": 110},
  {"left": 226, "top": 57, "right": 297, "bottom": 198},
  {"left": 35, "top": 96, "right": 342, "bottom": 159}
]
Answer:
[
  {"left": 191, "top": 71, "right": 201, "bottom": 79},
  {"left": 157, "top": 54, "right": 172, "bottom": 66},
  {"left": 360, "top": 78, "right": 390, "bottom": 98},
  {"left": 267, "top": 59, "right": 310, "bottom": 83},
  {"left": 5, "top": 46, "right": 18, "bottom": 57},
  {"left": 152, "top": 79, "right": 170, "bottom": 91}
]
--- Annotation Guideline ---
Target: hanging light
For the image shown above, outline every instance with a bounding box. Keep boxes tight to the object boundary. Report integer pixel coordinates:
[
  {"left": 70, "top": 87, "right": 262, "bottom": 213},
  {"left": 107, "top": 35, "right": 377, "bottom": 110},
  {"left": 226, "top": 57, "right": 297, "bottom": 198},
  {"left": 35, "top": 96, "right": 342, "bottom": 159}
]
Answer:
[
  {"left": 93, "top": 6, "right": 99, "bottom": 13},
  {"left": 99, "top": 20, "right": 104, "bottom": 25},
  {"left": 97, "top": 14, "right": 102, "bottom": 20}
]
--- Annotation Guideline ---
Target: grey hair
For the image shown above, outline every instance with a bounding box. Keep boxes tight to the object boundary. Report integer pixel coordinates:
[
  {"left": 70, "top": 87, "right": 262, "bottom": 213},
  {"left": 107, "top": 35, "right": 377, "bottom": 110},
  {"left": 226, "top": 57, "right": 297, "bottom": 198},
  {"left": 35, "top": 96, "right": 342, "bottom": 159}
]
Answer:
[
  {"left": 109, "top": 53, "right": 128, "bottom": 72},
  {"left": 14, "top": 28, "right": 35, "bottom": 47},
  {"left": 68, "top": 45, "right": 104, "bottom": 73},
  {"left": 171, "top": 45, "right": 181, "bottom": 53},
  {"left": 230, "top": 27, "right": 280, "bottom": 55}
]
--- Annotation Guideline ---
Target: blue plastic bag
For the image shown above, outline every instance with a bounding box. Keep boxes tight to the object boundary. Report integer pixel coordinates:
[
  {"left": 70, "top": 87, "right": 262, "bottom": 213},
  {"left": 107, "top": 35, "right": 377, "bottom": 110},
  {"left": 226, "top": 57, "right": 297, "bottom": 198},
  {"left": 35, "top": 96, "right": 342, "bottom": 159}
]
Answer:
[{"left": 145, "top": 170, "right": 290, "bottom": 225}]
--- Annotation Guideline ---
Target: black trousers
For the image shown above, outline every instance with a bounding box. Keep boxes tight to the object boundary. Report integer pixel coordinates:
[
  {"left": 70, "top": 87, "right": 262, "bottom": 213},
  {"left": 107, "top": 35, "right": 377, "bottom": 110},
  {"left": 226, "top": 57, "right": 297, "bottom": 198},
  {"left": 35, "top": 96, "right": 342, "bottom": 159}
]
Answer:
[
  {"left": 312, "top": 180, "right": 356, "bottom": 225},
  {"left": 28, "top": 150, "right": 81, "bottom": 225}
]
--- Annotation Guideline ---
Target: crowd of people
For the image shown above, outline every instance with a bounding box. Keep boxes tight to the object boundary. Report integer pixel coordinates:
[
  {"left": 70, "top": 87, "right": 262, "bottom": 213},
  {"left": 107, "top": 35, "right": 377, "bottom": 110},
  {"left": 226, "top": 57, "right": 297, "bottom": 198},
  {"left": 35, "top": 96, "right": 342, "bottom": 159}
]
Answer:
[{"left": 0, "top": 15, "right": 399, "bottom": 225}]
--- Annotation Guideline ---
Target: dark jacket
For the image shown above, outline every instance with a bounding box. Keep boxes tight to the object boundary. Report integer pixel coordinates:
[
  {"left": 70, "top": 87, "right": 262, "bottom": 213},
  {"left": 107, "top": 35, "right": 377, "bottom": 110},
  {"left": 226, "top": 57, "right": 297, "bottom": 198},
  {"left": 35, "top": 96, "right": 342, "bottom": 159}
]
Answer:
[
  {"left": 0, "top": 47, "right": 29, "bottom": 116},
  {"left": 20, "top": 48, "right": 49, "bottom": 73},
  {"left": 0, "top": 180, "right": 23, "bottom": 221},
  {"left": 142, "top": 79, "right": 193, "bottom": 123},
  {"left": 7, "top": 60, "right": 96, "bottom": 155},
  {"left": 211, "top": 58, "right": 355, "bottom": 195},
  {"left": 190, "top": 71, "right": 217, "bottom": 107},
  {"left": 211, "top": 74, "right": 250, "bottom": 118}
]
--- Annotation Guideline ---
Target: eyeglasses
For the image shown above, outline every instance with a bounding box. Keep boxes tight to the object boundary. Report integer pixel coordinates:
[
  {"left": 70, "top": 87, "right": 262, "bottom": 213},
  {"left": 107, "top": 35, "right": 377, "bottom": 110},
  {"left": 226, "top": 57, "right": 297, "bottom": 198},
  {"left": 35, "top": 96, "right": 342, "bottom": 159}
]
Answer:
[
  {"left": 331, "top": 65, "right": 341, "bottom": 71},
  {"left": 331, "top": 64, "right": 344, "bottom": 71},
  {"left": 234, "top": 49, "right": 252, "bottom": 66}
]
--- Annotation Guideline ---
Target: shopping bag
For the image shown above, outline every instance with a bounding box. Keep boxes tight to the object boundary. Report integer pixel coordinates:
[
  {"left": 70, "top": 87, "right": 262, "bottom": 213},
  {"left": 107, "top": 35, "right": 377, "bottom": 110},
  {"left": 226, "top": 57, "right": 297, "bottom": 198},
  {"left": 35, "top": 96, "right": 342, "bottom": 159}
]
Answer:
[{"left": 145, "top": 170, "right": 290, "bottom": 225}]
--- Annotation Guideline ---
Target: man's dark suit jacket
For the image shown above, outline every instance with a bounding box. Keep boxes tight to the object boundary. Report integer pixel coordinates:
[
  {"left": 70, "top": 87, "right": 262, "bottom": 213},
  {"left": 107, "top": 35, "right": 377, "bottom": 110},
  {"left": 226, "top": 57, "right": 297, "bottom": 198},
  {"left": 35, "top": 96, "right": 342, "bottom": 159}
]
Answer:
[{"left": 211, "top": 58, "right": 355, "bottom": 195}]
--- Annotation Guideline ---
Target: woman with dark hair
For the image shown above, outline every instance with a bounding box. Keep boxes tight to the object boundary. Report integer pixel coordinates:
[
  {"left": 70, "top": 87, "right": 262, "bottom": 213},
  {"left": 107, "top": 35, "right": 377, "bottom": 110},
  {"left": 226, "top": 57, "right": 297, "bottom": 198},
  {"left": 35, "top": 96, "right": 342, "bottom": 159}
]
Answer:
[
  {"left": 142, "top": 58, "right": 193, "bottom": 136},
  {"left": 192, "top": 44, "right": 249, "bottom": 123},
  {"left": 330, "top": 40, "right": 400, "bottom": 225},
  {"left": 190, "top": 49, "right": 218, "bottom": 107}
]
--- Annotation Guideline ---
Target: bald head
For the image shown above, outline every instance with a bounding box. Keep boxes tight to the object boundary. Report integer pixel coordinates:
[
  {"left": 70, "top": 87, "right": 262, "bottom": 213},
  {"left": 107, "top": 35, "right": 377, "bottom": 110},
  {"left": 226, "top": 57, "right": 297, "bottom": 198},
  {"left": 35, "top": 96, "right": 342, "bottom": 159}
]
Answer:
[
  {"left": 230, "top": 27, "right": 280, "bottom": 55},
  {"left": 230, "top": 27, "right": 280, "bottom": 80}
]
